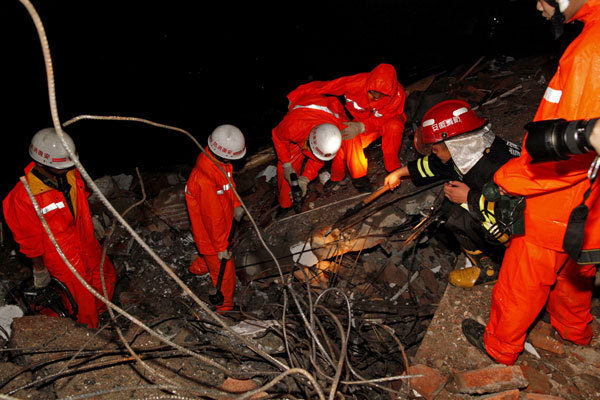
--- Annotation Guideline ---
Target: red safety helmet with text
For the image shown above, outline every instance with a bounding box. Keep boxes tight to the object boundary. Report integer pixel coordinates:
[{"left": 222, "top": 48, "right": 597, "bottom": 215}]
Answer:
[{"left": 415, "top": 100, "right": 487, "bottom": 154}]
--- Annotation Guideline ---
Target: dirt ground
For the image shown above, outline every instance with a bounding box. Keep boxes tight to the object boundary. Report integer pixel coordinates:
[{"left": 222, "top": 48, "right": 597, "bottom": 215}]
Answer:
[{"left": 1, "top": 54, "right": 599, "bottom": 399}]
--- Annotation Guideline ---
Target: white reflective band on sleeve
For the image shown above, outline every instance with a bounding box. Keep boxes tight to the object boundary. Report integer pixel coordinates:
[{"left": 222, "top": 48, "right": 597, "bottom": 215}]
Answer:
[
  {"left": 292, "top": 104, "right": 340, "bottom": 119},
  {"left": 185, "top": 184, "right": 190, "bottom": 195},
  {"left": 345, "top": 97, "right": 365, "bottom": 111},
  {"left": 374, "top": 110, "right": 383, "bottom": 118},
  {"left": 216, "top": 184, "right": 231, "bottom": 195},
  {"left": 543, "top": 87, "right": 562, "bottom": 104},
  {"left": 41, "top": 201, "right": 65, "bottom": 214}
]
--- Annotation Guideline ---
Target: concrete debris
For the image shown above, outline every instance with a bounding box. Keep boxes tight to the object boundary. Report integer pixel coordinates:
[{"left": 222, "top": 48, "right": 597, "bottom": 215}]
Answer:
[
  {"left": 1, "top": 54, "right": 599, "bottom": 399},
  {"left": 0, "top": 305, "right": 23, "bottom": 341}
]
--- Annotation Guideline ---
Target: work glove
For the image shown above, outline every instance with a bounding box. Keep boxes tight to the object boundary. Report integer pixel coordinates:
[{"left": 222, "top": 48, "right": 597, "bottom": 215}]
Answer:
[
  {"left": 298, "top": 175, "right": 310, "bottom": 197},
  {"left": 217, "top": 250, "right": 232, "bottom": 261},
  {"left": 233, "top": 206, "right": 245, "bottom": 222},
  {"left": 33, "top": 267, "right": 51, "bottom": 288},
  {"left": 282, "top": 162, "right": 296, "bottom": 184},
  {"left": 341, "top": 121, "right": 365, "bottom": 140}
]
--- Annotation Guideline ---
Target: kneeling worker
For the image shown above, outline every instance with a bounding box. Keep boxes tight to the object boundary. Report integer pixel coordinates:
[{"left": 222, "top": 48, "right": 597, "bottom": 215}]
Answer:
[
  {"left": 185, "top": 125, "right": 246, "bottom": 312},
  {"left": 272, "top": 94, "right": 345, "bottom": 213},
  {"left": 3, "top": 128, "right": 117, "bottom": 329},
  {"left": 384, "top": 100, "right": 521, "bottom": 287}
]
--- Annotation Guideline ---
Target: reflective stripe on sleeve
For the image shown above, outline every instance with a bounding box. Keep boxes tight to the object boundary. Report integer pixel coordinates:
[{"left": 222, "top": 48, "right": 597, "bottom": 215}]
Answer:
[
  {"left": 417, "top": 156, "right": 435, "bottom": 178},
  {"left": 543, "top": 87, "right": 562, "bottom": 104},
  {"left": 292, "top": 104, "right": 340, "bottom": 119},
  {"left": 41, "top": 201, "right": 65, "bottom": 215}
]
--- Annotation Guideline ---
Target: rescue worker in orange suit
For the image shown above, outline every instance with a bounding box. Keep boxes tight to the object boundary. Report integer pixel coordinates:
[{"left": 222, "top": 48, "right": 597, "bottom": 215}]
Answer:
[
  {"left": 272, "top": 94, "right": 345, "bottom": 212},
  {"left": 287, "top": 63, "right": 407, "bottom": 193},
  {"left": 462, "top": 0, "right": 600, "bottom": 365},
  {"left": 3, "top": 128, "right": 117, "bottom": 329},
  {"left": 185, "top": 125, "right": 246, "bottom": 312},
  {"left": 384, "top": 100, "right": 521, "bottom": 287}
]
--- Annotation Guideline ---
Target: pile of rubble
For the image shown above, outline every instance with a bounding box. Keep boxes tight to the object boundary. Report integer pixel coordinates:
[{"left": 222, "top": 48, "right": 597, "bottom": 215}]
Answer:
[{"left": 0, "top": 53, "right": 599, "bottom": 399}]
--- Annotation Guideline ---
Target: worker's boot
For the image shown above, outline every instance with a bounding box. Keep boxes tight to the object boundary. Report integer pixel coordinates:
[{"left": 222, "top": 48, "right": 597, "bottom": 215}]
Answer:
[
  {"left": 352, "top": 176, "right": 375, "bottom": 193},
  {"left": 449, "top": 248, "right": 499, "bottom": 288},
  {"left": 462, "top": 318, "right": 494, "bottom": 361}
]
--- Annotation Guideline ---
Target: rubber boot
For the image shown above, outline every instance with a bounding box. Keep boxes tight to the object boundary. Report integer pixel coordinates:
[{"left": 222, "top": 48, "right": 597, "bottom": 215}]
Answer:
[
  {"left": 449, "top": 248, "right": 499, "bottom": 288},
  {"left": 352, "top": 176, "right": 375, "bottom": 193},
  {"left": 462, "top": 318, "right": 494, "bottom": 361}
]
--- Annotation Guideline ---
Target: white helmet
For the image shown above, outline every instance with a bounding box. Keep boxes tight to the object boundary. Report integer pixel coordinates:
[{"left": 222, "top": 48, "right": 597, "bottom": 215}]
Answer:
[
  {"left": 207, "top": 124, "right": 246, "bottom": 160},
  {"left": 309, "top": 123, "right": 342, "bottom": 161},
  {"left": 29, "top": 128, "right": 77, "bottom": 169}
]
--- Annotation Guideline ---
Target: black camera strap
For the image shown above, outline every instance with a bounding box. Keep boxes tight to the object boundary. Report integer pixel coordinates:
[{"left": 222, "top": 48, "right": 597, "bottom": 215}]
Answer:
[{"left": 563, "top": 176, "right": 598, "bottom": 264}]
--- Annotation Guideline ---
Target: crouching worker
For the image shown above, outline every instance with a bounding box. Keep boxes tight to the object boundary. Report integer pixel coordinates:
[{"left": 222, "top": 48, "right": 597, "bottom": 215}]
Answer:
[
  {"left": 185, "top": 125, "right": 246, "bottom": 312},
  {"left": 384, "top": 100, "right": 521, "bottom": 287},
  {"left": 272, "top": 94, "right": 345, "bottom": 215},
  {"left": 3, "top": 128, "right": 117, "bottom": 329}
]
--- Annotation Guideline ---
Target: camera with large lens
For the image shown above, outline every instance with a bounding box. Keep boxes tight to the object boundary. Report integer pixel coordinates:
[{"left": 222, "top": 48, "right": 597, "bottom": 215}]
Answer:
[{"left": 525, "top": 118, "right": 599, "bottom": 163}]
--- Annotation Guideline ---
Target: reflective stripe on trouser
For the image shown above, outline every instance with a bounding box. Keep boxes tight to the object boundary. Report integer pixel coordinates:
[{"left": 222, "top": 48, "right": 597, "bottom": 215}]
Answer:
[
  {"left": 196, "top": 254, "right": 236, "bottom": 311},
  {"left": 484, "top": 236, "right": 594, "bottom": 365},
  {"left": 277, "top": 147, "right": 306, "bottom": 208}
]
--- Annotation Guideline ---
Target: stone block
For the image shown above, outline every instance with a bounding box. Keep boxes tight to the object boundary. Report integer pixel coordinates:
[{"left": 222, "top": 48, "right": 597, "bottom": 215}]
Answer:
[{"left": 454, "top": 365, "right": 528, "bottom": 395}]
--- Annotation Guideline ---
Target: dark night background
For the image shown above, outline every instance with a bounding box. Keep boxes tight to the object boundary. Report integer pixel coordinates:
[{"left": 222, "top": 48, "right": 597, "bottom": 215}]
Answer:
[{"left": 1, "top": 0, "right": 581, "bottom": 200}]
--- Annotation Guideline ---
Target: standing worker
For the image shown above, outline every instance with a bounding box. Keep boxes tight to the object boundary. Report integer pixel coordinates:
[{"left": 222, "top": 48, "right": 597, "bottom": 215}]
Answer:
[
  {"left": 272, "top": 94, "right": 345, "bottom": 213},
  {"left": 3, "top": 128, "right": 117, "bottom": 329},
  {"left": 185, "top": 125, "right": 246, "bottom": 312},
  {"left": 384, "top": 100, "right": 521, "bottom": 287},
  {"left": 462, "top": 0, "right": 600, "bottom": 365},
  {"left": 287, "top": 63, "right": 407, "bottom": 192}
]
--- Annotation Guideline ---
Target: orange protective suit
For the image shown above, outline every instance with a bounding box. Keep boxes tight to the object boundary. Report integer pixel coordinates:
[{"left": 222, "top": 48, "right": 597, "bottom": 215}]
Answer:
[
  {"left": 272, "top": 94, "right": 348, "bottom": 208},
  {"left": 185, "top": 151, "right": 240, "bottom": 311},
  {"left": 484, "top": 0, "right": 600, "bottom": 365},
  {"left": 287, "top": 63, "right": 407, "bottom": 179},
  {"left": 3, "top": 163, "right": 116, "bottom": 329}
]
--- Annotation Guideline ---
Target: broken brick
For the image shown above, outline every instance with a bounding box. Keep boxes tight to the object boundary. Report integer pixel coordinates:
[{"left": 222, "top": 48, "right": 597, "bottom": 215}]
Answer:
[
  {"left": 403, "top": 364, "right": 448, "bottom": 400},
  {"left": 520, "top": 365, "right": 551, "bottom": 394},
  {"left": 521, "top": 394, "right": 565, "bottom": 400},
  {"left": 454, "top": 365, "right": 528, "bottom": 395},
  {"left": 478, "top": 389, "right": 520, "bottom": 399},
  {"left": 420, "top": 268, "right": 439, "bottom": 294},
  {"left": 528, "top": 321, "right": 564, "bottom": 355}
]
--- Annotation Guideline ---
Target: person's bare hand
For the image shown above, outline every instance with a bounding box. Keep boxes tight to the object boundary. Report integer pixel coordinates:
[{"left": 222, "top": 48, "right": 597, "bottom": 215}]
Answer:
[
  {"left": 444, "top": 180, "right": 470, "bottom": 204},
  {"left": 384, "top": 170, "right": 402, "bottom": 191}
]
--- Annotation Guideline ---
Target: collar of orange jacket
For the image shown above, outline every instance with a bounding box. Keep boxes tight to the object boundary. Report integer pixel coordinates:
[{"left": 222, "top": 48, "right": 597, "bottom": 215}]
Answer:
[{"left": 570, "top": 0, "right": 599, "bottom": 23}]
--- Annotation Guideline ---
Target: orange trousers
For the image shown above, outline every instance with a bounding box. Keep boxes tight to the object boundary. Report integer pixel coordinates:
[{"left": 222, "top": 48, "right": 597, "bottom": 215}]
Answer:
[
  {"left": 484, "top": 236, "right": 595, "bottom": 365},
  {"left": 331, "top": 118, "right": 404, "bottom": 180},
  {"left": 190, "top": 254, "right": 235, "bottom": 311},
  {"left": 51, "top": 261, "right": 116, "bottom": 329}
]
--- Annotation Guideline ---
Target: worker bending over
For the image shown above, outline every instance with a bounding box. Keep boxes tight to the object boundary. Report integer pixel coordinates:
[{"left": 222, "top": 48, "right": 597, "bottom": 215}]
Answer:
[
  {"left": 3, "top": 128, "right": 117, "bottom": 329},
  {"left": 185, "top": 125, "right": 246, "bottom": 312},
  {"left": 384, "top": 100, "right": 521, "bottom": 287},
  {"left": 272, "top": 94, "right": 345, "bottom": 213},
  {"left": 287, "top": 63, "right": 407, "bottom": 193}
]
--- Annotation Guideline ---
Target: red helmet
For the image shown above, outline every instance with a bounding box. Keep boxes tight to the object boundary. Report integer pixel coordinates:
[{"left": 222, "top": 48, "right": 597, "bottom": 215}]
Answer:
[{"left": 415, "top": 100, "right": 487, "bottom": 154}]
